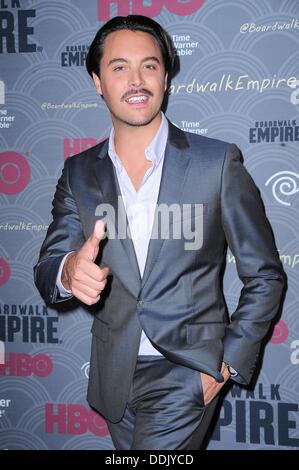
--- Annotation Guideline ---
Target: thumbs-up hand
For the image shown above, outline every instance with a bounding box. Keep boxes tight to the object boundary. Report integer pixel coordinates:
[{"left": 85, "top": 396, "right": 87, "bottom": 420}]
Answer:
[
  {"left": 61, "top": 220, "right": 110, "bottom": 305},
  {"left": 80, "top": 219, "right": 105, "bottom": 263}
]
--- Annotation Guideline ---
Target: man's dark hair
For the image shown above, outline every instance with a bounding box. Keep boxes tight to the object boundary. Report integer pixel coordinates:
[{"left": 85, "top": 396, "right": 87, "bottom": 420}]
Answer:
[{"left": 86, "top": 15, "right": 177, "bottom": 80}]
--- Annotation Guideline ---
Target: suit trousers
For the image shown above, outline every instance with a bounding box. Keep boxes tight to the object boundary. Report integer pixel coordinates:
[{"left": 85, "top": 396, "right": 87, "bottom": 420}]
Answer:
[{"left": 106, "top": 355, "right": 219, "bottom": 450}]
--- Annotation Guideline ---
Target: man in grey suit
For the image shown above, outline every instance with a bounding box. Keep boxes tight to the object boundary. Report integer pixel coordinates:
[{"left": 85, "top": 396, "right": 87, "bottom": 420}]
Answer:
[{"left": 34, "top": 15, "right": 285, "bottom": 450}]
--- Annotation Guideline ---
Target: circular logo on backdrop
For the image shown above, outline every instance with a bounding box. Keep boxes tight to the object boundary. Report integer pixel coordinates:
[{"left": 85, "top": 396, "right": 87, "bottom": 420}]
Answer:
[
  {"left": 270, "top": 320, "right": 288, "bottom": 344},
  {"left": 0, "top": 152, "right": 30, "bottom": 194},
  {"left": 0, "top": 258, "right": 10, "bottom": 285}
]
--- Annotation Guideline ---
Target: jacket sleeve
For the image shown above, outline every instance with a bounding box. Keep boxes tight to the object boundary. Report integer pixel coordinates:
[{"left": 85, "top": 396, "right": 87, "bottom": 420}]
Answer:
[
  {"left": 221, "top": 144, "right": 286, "bottom": 385},
  {"left": 33, "top": 158, "right": 85, "bottom": 304}
]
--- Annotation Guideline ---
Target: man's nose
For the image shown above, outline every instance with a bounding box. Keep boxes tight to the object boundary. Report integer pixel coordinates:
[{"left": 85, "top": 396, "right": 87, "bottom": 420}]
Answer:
[{"left": 128, "top": 68, "right": 144, "bottom": 88}]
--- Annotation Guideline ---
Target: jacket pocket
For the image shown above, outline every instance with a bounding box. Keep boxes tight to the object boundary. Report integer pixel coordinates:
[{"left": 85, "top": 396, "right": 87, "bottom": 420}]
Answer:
[
  {"left": 186, "top": 322, "right": 226, "bottom": 344},
  {"left": 91, "top": 318, "right": 109, "bottom": 342},
  {"left": 193, "top": 369, "right": 205, "bottom": 407}
]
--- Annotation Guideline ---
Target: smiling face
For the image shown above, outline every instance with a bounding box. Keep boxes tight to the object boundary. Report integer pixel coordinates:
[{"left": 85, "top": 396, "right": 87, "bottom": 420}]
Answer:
[{"left": 92, "top": 29, "right": 168, "bottom": 131}]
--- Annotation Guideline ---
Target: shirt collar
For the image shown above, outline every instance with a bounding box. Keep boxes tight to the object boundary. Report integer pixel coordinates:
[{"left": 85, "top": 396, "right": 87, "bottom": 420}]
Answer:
[{"left": 108, "top": 112, "right": 169, "bottom": 173}]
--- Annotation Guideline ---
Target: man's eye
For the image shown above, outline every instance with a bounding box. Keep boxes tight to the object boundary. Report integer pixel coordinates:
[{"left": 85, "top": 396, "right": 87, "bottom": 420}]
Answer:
[
  {"left": 113, "top": 66, "right": 125, "bottom": 71},
  {"left": 145, "top": 64, "right": 156, "bottom": 70}
]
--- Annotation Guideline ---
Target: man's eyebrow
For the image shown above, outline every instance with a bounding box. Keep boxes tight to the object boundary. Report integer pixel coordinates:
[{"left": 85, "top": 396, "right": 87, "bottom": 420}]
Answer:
[
  {"left": 142, "top": 56, "right": 161, "bottom": 64},
  {"left": 108, "top": 58, "right": 128, "bottom": 66},
  {"left": 107, "top": 56, "right": 161, "bottom": 66}
]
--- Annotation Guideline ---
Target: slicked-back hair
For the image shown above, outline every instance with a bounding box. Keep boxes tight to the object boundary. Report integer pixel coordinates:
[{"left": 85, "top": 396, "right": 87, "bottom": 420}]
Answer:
[{"left": 86, "top": 15, "right": 177, "bottom": 81}]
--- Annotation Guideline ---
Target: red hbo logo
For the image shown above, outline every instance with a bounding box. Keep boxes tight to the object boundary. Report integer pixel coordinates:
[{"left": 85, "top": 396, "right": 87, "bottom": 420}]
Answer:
[
  {"left": 0, "top": 259, "right": 10, "bottom": 286},
  {"left": 270, "top": 320, "right": 288, "bottom": 344},
  {"left": 45, "top": 404, "right": 109, "bottom": 436},
  {"left": 0, "top": 353, "right": 53, "bottom": 377},
  {"left": 98, "top": 0, "right": 205, "bottom": 20},
  {"left": 0, "top": 151, "right": 30, "bottom": 194}
]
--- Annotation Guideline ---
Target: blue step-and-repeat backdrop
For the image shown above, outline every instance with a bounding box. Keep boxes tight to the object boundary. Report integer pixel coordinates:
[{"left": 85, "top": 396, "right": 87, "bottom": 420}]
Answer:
[{"left": 0, "top": 0, "right": 298, "bottom": 450}]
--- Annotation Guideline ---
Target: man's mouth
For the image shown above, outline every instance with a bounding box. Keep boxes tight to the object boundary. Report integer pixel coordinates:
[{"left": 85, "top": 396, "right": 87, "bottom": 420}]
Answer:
[
  {"left": 125, "top": 95, "right": 148, "bottom": 104},
  {"left": 122, "top": 88, "right": 153, "bottom": 104}
]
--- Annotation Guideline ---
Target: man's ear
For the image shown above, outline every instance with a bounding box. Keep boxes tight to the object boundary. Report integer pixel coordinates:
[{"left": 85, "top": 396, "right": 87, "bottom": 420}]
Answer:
[{"left": 92, "top": 72, "right": 102, "bottom": 95}]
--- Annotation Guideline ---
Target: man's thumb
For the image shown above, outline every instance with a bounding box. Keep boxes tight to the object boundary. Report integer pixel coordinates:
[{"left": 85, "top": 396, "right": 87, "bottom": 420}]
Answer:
[{"left": 84, "top": 220, "right": 105, "bottom": 261}]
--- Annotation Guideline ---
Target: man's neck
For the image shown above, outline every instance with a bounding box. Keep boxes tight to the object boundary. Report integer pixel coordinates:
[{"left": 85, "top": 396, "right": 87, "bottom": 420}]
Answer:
[{"left": 113, "top": 113, "right": 162, "bottom": 161}]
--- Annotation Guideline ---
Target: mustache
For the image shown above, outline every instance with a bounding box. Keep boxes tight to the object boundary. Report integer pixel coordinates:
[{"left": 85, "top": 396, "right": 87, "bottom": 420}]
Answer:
[{"left": 121, "top": 88, "right": 153, "bottom": 101}]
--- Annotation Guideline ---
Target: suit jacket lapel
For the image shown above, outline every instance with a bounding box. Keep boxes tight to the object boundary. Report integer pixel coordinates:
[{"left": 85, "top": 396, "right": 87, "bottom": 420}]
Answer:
[
  {"left": 141, "top": 122, "right": 191, "bottom": 288},
  {"left": 93, "top": 141, "right": 141, "bottom": 297},
  {"left": 92, "top": 123, "right": 190, "bottom": 295}
]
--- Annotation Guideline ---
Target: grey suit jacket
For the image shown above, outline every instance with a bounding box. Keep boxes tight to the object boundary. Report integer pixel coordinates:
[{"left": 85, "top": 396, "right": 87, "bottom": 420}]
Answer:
[{"left": 34, "top": 122, "right": 285, "bottom": 423}]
